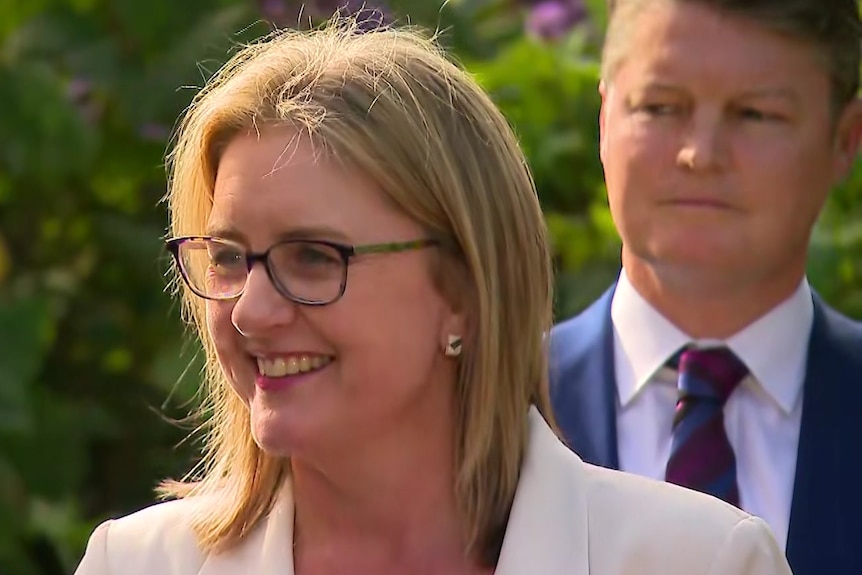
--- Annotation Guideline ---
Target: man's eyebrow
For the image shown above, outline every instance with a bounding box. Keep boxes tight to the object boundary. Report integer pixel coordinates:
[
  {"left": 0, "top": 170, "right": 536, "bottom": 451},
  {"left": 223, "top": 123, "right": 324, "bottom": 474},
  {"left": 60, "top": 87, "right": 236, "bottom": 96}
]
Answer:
[
  {"left": 736, "top": 87, "right": 800, "bottom": 103},
  {"left": 635, "top": 82, "right": 687, "bottom": 93},
  {"left": 634, "top": 84, "right": 799, "bottom": 102}
]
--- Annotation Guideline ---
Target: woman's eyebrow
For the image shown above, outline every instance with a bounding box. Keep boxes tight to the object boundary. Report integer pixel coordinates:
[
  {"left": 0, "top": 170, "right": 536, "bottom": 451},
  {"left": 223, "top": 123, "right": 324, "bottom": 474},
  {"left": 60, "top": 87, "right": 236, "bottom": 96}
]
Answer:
[{"left": 273, "top": 226, "right": 352, "bottom": 243}]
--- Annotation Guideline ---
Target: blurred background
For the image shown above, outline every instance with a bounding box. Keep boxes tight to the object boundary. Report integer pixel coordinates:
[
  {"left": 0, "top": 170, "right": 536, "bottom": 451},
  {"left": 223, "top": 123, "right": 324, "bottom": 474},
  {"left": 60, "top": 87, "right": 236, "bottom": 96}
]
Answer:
[{"left": 0, "top": 1, "right": 859, "bottom": 573}]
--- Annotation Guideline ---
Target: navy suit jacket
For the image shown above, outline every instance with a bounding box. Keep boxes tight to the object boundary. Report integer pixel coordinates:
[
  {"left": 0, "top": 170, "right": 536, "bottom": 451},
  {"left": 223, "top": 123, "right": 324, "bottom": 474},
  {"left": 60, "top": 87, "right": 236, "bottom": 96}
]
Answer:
[{"left": 549, "top": 284, "right": 862, "bottom": 575}]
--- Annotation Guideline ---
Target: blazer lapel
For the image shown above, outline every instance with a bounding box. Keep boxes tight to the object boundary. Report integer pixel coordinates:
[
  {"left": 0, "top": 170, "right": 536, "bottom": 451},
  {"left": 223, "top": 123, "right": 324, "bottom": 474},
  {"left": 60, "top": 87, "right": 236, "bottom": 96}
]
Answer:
[
  {"left": 197, "top": 486, "right": 296, "bottom": 575},
  {"left": 785, "top": 295, "right": 862, "bottom": 574},
  {"left": 495, "top": 408, "right": 590, "bottom": 575},
  {"left": 196, "top": 413, "right": 589, "bottom": 575},
  {"left": 549, "top": 285, "right": 620, "bottom": 469}
]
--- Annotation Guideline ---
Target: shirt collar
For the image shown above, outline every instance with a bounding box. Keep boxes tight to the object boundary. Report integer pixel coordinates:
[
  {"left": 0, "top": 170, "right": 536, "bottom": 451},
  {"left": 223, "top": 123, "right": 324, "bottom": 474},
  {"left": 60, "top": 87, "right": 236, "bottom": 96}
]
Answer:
[
  {"left": 611, "top": 271, "right": 689, "bottom": 407},
  {"left": 611, "top": 270, "right": 812, "bottom": 414},
  {"left": 724, "top": 280, "right": 812, "bottom": 414}
]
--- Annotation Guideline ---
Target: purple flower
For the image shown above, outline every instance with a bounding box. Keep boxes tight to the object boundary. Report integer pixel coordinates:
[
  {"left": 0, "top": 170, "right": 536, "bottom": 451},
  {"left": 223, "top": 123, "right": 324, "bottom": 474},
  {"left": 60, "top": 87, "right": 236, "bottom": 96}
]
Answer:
[
  {"left": 66, "top": 77, "right": 92, "bottom": 102},
  {"left": 256, "top": 1, "right": 389, "bottom": 30},
  {"left": 256, "top": 0, "right": 301, "bottom": 27},
  {"left": 138, "top": 123, "right": 171, "bottom": 142},
  {"left": 65, "top": 76, "right": 103, "bottom": 124},
  {"left": 258, "top": 0, "right": 288, "bottom": 20},
  {"left": 525, "top": 0, "right": 587, "bottom": 41},
  {"left": 313, "top": 0, "right": 389, "bottom": 30}
]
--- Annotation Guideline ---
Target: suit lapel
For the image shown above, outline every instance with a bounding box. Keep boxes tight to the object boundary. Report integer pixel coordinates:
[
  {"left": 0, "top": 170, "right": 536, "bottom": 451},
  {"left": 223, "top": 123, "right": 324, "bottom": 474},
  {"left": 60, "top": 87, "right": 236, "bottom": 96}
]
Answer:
[
  {"left": 495, "top": 408, "right": 590, "bottom": 575},
  {"left": 197, "top": 486, "right": 295, "bottom": 575},
  {"left": 549, "top": 285, "right": 620, "bottom": 469},
  {"left": 785, "top": 295, "right": 862, "bottom": 574}
]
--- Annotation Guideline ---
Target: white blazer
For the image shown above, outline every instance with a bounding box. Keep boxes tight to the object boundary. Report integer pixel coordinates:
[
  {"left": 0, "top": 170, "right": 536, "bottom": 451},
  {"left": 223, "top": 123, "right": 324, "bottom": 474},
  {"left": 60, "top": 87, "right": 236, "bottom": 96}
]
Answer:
[{"left": 75, "top": 408, "right": 791, "bottom": 574}]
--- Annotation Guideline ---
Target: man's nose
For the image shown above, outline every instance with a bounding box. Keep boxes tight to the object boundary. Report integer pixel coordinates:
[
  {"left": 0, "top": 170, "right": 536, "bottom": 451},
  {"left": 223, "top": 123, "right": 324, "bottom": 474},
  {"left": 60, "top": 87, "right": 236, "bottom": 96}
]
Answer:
[{"left": 676, "top": 110, "right": 729, "bottom": 172}]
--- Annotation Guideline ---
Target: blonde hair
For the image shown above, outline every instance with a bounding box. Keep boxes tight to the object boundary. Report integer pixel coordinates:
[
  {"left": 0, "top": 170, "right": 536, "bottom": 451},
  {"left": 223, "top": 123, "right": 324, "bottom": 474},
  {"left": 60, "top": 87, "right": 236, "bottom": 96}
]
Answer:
[{"left": 161, "top": 17, "right": 554, "bottom": 564}]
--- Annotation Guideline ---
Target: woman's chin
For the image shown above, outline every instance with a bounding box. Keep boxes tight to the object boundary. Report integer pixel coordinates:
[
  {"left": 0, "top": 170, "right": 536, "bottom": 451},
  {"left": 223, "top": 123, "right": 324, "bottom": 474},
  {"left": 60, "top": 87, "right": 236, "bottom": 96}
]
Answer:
[
  {"left": 248, "top": 401, "right": 328, "bottom": 458},
  {"left": 247, "top": 405, "right": 294, "bottom": 456}
]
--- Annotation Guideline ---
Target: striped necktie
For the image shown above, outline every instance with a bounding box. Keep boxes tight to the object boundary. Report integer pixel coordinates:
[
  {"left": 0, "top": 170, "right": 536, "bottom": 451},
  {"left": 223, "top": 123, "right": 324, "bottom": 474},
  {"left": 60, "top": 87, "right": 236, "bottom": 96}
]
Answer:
[{"left": 664, "top": 346, "right": 748, "bottom": 506}]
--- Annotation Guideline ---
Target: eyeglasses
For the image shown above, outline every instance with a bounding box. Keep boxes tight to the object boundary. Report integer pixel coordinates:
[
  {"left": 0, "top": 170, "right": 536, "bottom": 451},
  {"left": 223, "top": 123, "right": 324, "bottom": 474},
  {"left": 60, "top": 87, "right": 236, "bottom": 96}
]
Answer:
[{"left": 165, "top": 236, "right": 439, "bottom": 306}]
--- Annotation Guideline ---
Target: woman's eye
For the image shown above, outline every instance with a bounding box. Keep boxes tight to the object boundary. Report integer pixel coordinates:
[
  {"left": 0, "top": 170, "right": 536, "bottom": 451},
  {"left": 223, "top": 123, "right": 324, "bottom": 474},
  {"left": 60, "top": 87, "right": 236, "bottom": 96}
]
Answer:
[
  {"left": 211, "top": 248, "right": 244, "bottom": 268},
  {"left": 295, "top": 246, "right": 339, "bottom": 265}
]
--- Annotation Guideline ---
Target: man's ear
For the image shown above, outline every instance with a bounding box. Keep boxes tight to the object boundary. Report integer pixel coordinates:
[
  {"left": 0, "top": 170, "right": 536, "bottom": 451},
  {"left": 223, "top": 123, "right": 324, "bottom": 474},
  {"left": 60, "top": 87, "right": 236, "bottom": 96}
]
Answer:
[
  {"left": 832, "top": 98, "right": 862, "bottom": 184},
  {"left": 599, "top": 80, "right": 610, "bottom": 164}
]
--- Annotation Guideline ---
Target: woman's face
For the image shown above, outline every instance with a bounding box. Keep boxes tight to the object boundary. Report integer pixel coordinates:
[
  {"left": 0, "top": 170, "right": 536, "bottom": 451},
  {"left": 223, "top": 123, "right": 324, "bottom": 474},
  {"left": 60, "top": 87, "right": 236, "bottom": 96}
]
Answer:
[{"left": 204, "top": 127, "right": 464, "bottom": 460}]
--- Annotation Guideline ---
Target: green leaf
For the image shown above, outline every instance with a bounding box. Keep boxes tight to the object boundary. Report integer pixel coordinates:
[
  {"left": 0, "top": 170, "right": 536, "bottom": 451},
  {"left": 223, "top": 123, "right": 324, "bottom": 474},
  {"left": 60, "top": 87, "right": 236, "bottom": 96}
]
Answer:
[
  {"left": 0, "top": 233, "right": 10, "bottom": 285},
  {"left": 0, "top": 296, "right": 54, "bottom": 433},
  {"left": 0, "top": 0, "right": 51, "bottom": 41},
  {"left": 0, "top": 62, "right": 99, "bottom": 183}
]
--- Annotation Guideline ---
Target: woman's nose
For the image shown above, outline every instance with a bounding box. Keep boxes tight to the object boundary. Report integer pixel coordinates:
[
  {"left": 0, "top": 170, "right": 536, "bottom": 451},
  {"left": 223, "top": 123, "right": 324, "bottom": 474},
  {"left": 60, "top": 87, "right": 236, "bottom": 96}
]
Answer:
[{"left": 229, "top": 263, "right": 297, "bottom": 337}]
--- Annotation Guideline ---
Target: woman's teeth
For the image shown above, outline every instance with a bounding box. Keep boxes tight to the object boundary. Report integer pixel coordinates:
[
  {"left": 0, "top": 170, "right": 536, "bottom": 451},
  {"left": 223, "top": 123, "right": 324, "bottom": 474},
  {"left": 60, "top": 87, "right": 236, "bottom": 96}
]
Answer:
[{"left": 256, "top": 355, "right": 332, "bottom": 377}]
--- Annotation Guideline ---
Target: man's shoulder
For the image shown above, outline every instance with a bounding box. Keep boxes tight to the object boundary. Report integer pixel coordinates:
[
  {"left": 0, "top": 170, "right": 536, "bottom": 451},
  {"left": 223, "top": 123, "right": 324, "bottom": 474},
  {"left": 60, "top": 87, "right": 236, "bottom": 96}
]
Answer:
[
  {"left": 550, "top": 286, "right": 615, "bottom": 358},
  {"left": 811, "top": 296, "right": 862, "bottom": 384},
  {"left": 815, "top": 296, "right": 862, "bottom": 345},
  {"left": 552, "top": 286, "right": 614, "bottom": 332}
]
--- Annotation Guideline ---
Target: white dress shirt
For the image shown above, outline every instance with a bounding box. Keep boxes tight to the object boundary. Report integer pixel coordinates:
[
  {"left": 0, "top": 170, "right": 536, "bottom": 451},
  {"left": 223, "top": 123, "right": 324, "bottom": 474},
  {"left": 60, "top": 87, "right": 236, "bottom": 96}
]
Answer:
[{"left": 610, "top": 269, "right": 812, "bottom": 549}]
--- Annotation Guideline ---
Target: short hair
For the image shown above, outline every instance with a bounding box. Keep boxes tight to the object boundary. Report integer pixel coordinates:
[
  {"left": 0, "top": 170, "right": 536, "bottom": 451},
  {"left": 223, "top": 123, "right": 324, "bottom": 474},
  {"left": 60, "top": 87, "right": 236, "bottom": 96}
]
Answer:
[
  {"left": 160, "top": 17, "right": 554, "bottom": 565},
  {"left": 602, "top": 0, "right": 861, "bottom": 110}
]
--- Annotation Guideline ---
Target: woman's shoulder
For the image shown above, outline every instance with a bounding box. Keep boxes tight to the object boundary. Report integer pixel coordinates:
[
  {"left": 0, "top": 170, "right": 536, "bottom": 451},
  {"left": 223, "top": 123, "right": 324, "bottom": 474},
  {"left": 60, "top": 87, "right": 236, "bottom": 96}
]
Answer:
[
  {"left": 74, "top": 498, "right": 207, "bottom": 575},
  {"left": 106, "top": 496, "right": 204, "bottom": 549},
  {"left": 582, "top": 461, "right": 750, "bottom": 531},
  {"left": 518, "top": 410, "right": 790, "bottom": 573},
  {"left": 579, "top": 462, "right": 789, "bottom": 572}
]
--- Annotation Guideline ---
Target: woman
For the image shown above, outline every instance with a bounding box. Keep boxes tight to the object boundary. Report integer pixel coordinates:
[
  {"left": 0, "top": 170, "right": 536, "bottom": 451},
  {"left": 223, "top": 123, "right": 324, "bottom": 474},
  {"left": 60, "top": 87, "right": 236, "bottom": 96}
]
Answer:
[{"left": 74, "top": 18, "right": 791, "bottom": 575}]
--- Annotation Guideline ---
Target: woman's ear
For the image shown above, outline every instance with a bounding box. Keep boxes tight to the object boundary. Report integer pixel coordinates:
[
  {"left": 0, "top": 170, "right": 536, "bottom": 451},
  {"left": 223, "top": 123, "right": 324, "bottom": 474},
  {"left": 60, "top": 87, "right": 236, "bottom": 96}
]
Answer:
[
  {"left": 431, "top": 247, "right": 473, "bottom": 358},
  {"left": 441, "top": 309, "right": 467, "bottom": 358}
]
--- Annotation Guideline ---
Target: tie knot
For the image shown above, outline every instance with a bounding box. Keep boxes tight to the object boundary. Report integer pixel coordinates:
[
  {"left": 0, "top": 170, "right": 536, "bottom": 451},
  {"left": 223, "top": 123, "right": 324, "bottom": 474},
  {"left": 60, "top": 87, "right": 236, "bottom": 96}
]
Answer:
[{"left": 669, "top": 346, "right": 748, "bottom": 404}]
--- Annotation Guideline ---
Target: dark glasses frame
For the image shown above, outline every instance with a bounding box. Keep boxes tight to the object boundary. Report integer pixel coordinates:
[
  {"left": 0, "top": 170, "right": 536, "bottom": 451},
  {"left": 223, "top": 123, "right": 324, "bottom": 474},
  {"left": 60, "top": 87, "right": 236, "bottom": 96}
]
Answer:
[{"left": 165, "top": 236, "right": 440, "bottom": 306}]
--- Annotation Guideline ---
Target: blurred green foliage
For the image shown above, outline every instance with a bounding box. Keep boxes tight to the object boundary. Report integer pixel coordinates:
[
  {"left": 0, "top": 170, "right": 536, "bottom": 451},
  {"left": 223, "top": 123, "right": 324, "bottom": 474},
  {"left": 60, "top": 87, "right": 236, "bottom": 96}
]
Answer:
[{"left": 0, "top": 1, "right": 859, "bottom": 573}]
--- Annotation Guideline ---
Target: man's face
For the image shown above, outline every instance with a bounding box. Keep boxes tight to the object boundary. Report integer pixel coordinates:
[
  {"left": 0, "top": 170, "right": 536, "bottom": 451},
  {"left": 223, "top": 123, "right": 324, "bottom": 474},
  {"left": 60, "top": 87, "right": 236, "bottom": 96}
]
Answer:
[{"left": 600, "top": 1, "right": 861, "bottom": 290}]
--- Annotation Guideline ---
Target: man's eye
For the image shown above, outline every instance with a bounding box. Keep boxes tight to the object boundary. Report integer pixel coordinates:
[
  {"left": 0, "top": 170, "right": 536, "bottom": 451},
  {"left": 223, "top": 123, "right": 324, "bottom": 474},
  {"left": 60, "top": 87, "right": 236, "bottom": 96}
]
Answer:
[
  {"left": 639, "top": 103, "right": 678, "bottom": 116},
  {"left": 736, "top": 107, "right": 781, "bottom": 122}
]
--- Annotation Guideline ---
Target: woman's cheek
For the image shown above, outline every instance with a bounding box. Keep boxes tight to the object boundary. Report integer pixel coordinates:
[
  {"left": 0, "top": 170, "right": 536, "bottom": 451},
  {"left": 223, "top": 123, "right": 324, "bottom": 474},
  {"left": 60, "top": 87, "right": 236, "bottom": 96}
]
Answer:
[{"left": 205, "top": 302, "right": 249, "bottom": 395}]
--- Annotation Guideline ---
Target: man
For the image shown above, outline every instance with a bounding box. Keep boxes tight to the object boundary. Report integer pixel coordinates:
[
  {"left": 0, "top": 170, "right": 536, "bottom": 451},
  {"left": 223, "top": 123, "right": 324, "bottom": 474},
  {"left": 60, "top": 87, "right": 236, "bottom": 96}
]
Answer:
[{"left": 549, "top": 0, "right": 862, "bottom": 573}]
